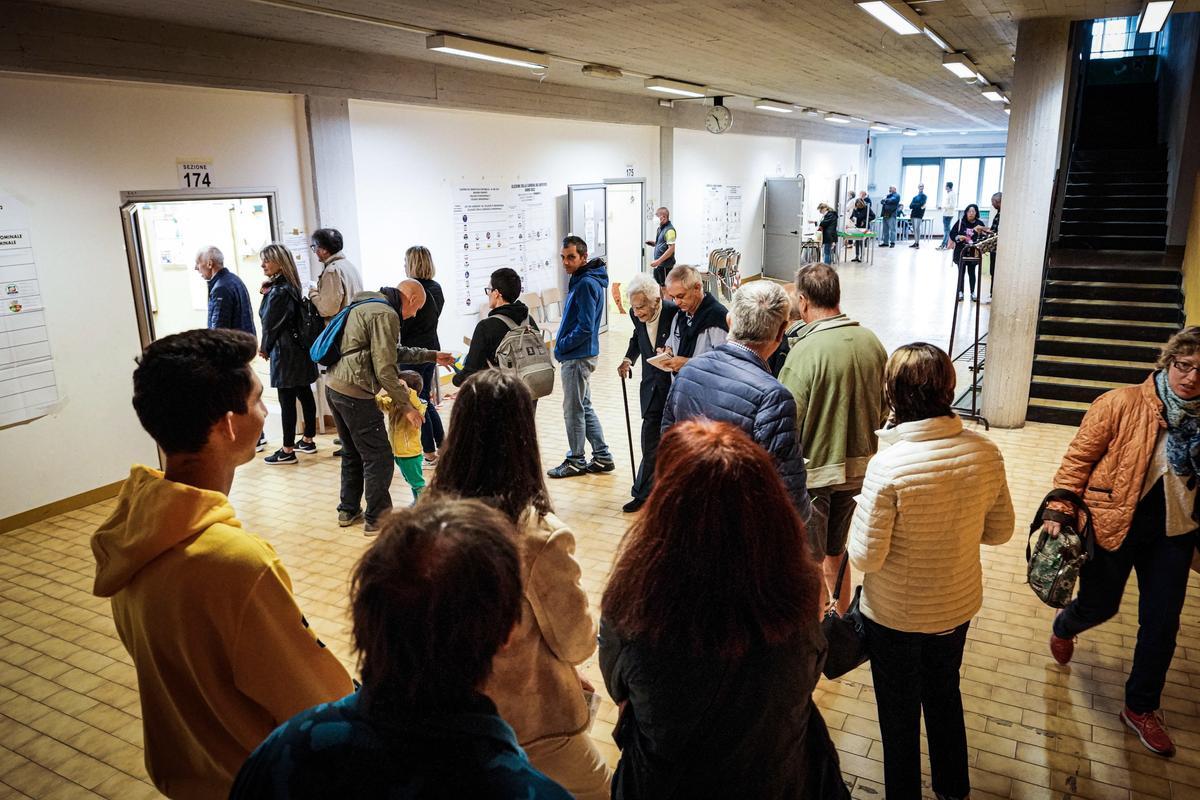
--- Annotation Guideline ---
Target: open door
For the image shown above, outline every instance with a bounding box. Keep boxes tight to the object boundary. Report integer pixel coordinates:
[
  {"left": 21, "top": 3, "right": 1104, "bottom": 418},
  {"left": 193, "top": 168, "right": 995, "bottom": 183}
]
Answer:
[
  {"left": 567, "top": 183, "right": 609, "bottom": 332},
  {"left": 762, "top": 177, "right": 806, "bottom": 282}
]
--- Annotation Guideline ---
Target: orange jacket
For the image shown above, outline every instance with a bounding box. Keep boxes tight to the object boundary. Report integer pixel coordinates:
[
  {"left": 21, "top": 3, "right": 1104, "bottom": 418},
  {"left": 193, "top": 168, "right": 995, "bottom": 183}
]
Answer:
[{"left": 1049, "top": 375, "right": 1165, "bottom": 551}]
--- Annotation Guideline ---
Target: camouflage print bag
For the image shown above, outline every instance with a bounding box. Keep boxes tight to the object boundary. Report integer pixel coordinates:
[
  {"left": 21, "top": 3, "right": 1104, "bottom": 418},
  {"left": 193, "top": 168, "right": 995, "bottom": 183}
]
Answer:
[{"left": 1026, "top": 489, "right": 1095, "bottom": 609}]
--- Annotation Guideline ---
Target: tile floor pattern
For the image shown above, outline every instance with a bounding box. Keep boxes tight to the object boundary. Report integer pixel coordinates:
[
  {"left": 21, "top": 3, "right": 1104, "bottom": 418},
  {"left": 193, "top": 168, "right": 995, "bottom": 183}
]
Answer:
[{"left": 2, "top": 245, "right": 1198, "bottom": 799}]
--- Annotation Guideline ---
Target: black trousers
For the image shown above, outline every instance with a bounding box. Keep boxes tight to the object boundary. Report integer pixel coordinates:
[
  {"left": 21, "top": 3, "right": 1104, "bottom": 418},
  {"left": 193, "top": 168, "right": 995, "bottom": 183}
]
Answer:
[
  {"left": 865, "top": 616, "right": 971, "bottom": 800},
  {"left": 326, "top": 387, "right": 394, "bottom": 525},
  {"left": 1053, "top": 480, "right": 1197, "bottom": 713},
  {"left": 277, "top": 385, "right": 316, "bottom": 448},
  {"left": 955, "top": 258, "right": 978, "bottom": 296},
  {"left": 398, "top": 361, "right": 444, "bottom": 454},
  {"left": 630, "top": 396, "right": 666, "bottom": 501}
]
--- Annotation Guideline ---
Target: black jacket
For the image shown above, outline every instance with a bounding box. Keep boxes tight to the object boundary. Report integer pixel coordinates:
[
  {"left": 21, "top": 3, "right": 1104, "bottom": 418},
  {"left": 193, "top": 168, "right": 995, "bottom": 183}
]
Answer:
[
  {"left": 599, "top": 618, "right": 848, "bottom": 800},
  {"left": 400, "top": 278, "right": 443, "bottom": 350},
  {"left": 259, "top": 276, "right": 318, "bottom": 389},
  {"left": 850, "top": 205, "right": 876, "bottom": 228},
  {"left": 674, "top": 292, "right": 729, "bottom": 359},
  {"left": 624, "top": 299, "right": 679, "bottom": 415},
  {"left": 818, "top": 210, "right": 838, "bottom": 242},
  {"left": 949, "top": 216, "right": 984, "bottom": 266},
  {"left": 454, "top": 301, "right": 540, "bottom": 387}
]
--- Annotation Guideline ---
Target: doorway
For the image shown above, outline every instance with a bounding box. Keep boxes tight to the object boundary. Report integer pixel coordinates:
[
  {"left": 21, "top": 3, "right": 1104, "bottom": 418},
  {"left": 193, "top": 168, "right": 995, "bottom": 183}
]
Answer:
[
  {"left": 120, "top": 189, "right": 282, "bottom": 428},
  {"left": 566, "top": 179, "right": 647, "bottom": 334}
]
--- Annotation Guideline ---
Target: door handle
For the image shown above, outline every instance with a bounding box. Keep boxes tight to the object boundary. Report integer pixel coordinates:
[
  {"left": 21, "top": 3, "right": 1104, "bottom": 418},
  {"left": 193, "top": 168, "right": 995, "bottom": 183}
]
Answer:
[{"left": 789, "top": 230, "right": 799, "bottom": 235}]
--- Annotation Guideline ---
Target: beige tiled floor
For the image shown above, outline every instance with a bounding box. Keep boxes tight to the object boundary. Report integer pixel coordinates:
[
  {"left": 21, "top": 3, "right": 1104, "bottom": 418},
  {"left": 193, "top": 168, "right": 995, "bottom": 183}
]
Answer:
[{"left": 2, "top": 246, "right": 1198, "bottom": 799}]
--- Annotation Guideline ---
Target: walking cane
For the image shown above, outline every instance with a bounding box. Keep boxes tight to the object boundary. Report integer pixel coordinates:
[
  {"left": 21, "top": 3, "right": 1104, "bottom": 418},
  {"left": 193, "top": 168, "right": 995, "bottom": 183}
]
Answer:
[{"left": 620, "top": 374, "right": 637, "bottom": 482}]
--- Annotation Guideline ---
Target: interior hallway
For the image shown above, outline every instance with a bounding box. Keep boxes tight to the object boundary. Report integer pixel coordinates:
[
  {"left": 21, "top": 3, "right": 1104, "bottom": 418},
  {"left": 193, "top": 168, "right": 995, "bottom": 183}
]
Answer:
[{"left": 1, "top": 246, "right": 1198, "bottom": 799}]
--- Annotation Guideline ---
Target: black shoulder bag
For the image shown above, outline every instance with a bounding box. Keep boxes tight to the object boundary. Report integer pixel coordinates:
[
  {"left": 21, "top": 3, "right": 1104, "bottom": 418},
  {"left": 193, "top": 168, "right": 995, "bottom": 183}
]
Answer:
[{"left": 820, "top": 554, "right": 869, "bottom": 680}]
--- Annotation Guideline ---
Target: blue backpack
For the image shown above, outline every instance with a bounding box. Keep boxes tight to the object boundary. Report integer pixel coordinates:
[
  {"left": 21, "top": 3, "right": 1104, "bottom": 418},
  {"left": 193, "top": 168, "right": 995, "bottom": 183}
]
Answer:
[{"left": 309, "top": 298, "right": 390, "bottom": 367}]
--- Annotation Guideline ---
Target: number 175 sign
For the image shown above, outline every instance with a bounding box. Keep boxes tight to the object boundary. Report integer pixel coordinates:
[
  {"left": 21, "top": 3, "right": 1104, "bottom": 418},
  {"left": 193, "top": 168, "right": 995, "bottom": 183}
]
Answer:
[{"left": 177, "top": 159, "right": 214, "bottom": 190}]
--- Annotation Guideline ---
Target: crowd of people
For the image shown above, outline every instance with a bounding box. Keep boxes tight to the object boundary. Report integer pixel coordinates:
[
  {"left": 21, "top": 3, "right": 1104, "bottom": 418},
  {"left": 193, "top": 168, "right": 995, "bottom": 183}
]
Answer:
[{"left": 96, "top": 221, "right": 1198, "bottom": 800}]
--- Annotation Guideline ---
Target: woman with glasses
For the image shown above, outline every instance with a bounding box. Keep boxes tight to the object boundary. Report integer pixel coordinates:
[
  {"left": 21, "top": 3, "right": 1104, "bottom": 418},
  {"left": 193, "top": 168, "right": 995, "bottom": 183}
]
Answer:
[
  {"left": 1044, "top": 327, "right": 1200, "bottom": 758},
  {"left": 455, "top": 267, "right": 540, "bottom": 388}
]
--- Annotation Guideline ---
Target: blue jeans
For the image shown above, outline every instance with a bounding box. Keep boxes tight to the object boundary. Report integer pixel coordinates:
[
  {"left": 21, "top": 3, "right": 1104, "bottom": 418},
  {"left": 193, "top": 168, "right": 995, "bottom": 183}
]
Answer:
[
  {"left": 397, "top": 361, "right": 444, "bottom": 455},
  {"left": 940, "top": 216, "right": 953, "bottom": 248},
  {"left": 560, "top": 357, "right": 611, "bottom": 466},
  {"left": 822, "top": 241, "right": 835, "bottom": 264},
  {"left": 881, "top": 216, "right": 896, "bottom": 245}
]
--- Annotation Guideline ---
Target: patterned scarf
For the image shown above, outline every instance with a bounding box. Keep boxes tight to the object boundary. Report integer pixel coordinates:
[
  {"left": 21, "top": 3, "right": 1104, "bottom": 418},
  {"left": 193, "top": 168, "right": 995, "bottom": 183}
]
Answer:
[{"left": 1153, "top": 369, "right": 1200, "bottom": 478}]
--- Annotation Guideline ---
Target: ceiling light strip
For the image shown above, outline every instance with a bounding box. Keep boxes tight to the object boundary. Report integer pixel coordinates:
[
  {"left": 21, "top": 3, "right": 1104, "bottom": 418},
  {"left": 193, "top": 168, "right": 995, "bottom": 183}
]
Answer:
[
  {"left": 854, "top": 1, "right": 922, "bottom": 36},
  {"left": 1137, "top": 1, "right": 1174, "bottom": 34}
]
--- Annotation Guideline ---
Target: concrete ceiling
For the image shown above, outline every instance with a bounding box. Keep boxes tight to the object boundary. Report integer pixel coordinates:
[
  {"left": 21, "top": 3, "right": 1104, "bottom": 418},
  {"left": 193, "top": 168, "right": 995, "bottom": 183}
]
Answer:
[{"left": 33, "top": 1, "right": 1200, "bottom": 131}]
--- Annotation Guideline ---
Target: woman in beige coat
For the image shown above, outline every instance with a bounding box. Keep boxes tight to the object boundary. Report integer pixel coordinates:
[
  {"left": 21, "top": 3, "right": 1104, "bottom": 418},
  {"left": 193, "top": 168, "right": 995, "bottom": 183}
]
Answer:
[{"left": 426, "top": 369, "right": 610, "bottom": 800}]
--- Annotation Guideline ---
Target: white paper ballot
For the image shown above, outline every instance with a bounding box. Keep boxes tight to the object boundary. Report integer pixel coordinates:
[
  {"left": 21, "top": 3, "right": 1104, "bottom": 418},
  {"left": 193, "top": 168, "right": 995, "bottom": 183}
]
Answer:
[{"left": 647, "top": 353, "right": 674, "bottom": 370}]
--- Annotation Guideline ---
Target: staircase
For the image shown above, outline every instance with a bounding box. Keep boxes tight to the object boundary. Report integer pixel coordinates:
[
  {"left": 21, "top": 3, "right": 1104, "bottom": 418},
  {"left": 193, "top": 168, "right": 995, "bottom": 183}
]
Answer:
[
  {"left": 1025, "top": 250, "right": 1183, "bottom": 426},
  {"left": 1057, "top": 146, "right": 1168, "bottom": 251}
]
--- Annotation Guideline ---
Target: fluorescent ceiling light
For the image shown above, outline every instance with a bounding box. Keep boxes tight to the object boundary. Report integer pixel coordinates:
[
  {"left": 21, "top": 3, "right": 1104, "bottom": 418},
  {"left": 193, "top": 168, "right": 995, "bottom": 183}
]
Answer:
[
  {"left": 824, "top": 113, "right": 852, "bottom": 124},
  {"left": 755, "top": 99, "right": 795, "bottom": 113},
  {"left": 870, "top": 123, "right": 890, "bottom": 131},
  {"left": 644, "top": 77, "right": 707, "bottom": 98},
  {"left": 923, "top": 26, "right": 950, "bottom": 51},
  {"left": 942, "top": 53, "right": 978, "bottom": 79},
  {"left": 1137, "top": 1, "right": 1173, "bottom": 34},
  {"left": 982, "top": 90, "right": 1006, "bottom": 102},
  {"left": 854, "top": 1, "right": 922, "bottom": 36},
  {"left": 902, "top": 128, "right": 918, "bottom": 136},
  {"left": 425, "top": 34, "right": 549, "bottom": 69}
]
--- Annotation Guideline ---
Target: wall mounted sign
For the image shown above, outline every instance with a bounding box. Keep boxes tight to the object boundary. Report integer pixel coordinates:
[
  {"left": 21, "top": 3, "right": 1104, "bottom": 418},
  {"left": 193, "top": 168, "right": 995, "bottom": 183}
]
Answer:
[{"left": 177, "top": 159, "right": 214, "bottom": 190}]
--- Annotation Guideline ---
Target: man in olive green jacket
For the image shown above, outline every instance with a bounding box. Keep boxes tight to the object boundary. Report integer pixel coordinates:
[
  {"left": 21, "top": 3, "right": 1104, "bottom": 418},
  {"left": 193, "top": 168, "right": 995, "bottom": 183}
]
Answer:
[
  {"left": 778, "top": 263, "right": 888, "bottom": 613},
  {"left": 327, "top": 281, "right": 451, "bottom": 534}
]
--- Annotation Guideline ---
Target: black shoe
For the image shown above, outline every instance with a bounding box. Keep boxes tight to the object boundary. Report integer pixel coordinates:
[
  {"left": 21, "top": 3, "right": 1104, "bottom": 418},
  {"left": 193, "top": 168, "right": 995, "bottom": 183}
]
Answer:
[
  {"left": 295, "top": 439, "right": 317, "bottom": 454},
  {"left": 909, "top": 243, "right": 919, "bottom": 248},
  {"left": 586, "top": 459, "right": 616, "bottom": 474},
  {"left": 256, "top": 433, "right": 267, "bottom": 453},
  {"left": 850, "top": 258, "right": 861, "bottom": 263},
  {"left": 332, "top": 448, "right": 345, "bottom": 457},
  {"left": 547, "top": 461, "right": 588, "bottom": 479},
  {"left": 338, "top": 510, "right": 363, "bottom": 527},
  {"left": 264, "top": 448, "right": 297, "bottom": 465},
  {"left": 333, "top": 438, "right": 342, "bottom": 446},
  {"left": 622, "top": 497, "right": 646, "bottom": 513}
]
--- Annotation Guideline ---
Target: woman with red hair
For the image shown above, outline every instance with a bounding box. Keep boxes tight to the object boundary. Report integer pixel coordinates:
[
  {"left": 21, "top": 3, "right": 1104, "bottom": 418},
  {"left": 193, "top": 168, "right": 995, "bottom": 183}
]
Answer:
[{"left": 599, "top": 419, "right": 848, "bottom": 799}]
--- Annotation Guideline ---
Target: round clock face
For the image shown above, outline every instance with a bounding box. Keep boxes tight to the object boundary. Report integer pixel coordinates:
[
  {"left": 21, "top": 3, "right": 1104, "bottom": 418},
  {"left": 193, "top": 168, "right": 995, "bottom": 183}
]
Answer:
[{"left": 705, "top": 105, "right": 733, "bottom": 134}]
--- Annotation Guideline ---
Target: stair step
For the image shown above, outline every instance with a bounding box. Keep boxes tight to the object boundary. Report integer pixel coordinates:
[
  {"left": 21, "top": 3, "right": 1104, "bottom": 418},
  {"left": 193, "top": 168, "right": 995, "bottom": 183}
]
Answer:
[
  {"left": 1043, "top": 281, "right": 1179, "bottom": 302},
  {"left": 1037, "top": 318, "right": 1178, "bottom": 341},
  {"left": 1029, "top": 380, "right": 1117, "bottom": 405},
  {"left": 1074, "top": 147, "right": 1166, "bottom": 161},
  {"left": 1033, "top": 356, "right": 1154, "bottom": 385},
  {"left": 1042, "top": 298, "right": 1182, "bottom": 323},
  {"left": 1046, "top": 266, "right": 1179, "bottom": 284},
  {"left": 1034, "top": 337, "right": 1161, "bottom": 362},
  {"left": 1068, "top": 170, "right": 1168, "bottom": 184},
  {"left": 1062, "top": 195, "right": 1167, "bottom": 210},
  {"left": 1055, "top": 235, "right": 1167, "bottom": 252},
  {"left": 1061, "top": 208, "right": 1167, "bottom": 223},
  {"left": 1066, "top": 182, "right": 1167, "bottom": 195},
  {"left": 1060, "top": 221, "right": 1168, "bottom": 236},
  {"left": 1025, "top": 400, "right": 1086, "bottom": 426}
]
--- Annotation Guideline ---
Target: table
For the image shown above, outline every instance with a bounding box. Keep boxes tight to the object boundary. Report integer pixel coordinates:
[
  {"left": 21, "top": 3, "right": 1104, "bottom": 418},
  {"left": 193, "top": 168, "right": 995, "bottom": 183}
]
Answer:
[{"left": 838, "top": 230, "right": 877, "bottom": 264}]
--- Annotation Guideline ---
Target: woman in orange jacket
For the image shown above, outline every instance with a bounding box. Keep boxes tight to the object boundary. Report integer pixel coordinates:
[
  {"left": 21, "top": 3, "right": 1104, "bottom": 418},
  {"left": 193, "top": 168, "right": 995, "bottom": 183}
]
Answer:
[{"left": 1044, "top": 327, "right": 1200, "bottom": 758}]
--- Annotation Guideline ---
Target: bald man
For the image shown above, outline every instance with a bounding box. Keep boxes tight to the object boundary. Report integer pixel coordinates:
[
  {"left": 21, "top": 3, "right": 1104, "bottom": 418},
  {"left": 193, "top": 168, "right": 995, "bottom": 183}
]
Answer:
[
  {"left": 647, "top": 207, "right": 677, "bottom": 286},
  {"left": 326, "top": 281, "right": 452, "bottom": 535}
]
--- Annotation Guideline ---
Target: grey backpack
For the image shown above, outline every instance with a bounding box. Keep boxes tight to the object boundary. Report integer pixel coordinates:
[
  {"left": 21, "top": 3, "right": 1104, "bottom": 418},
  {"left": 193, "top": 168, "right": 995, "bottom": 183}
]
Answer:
[{"left": 494, "top": 316, "right": 555, "bottom": 399}]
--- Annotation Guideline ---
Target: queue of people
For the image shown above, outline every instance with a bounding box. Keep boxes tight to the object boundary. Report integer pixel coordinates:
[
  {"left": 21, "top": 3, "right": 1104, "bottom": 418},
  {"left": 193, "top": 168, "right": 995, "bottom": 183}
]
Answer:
[{"left": 100, "top": 222, "right": 1199, "bottom": 800}]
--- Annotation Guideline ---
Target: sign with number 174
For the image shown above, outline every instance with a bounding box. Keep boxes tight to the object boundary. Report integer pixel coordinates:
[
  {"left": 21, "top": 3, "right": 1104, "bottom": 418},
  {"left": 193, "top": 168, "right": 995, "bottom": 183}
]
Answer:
[{"left": 177, "top": 159, "right": 214, "bottom": 189}]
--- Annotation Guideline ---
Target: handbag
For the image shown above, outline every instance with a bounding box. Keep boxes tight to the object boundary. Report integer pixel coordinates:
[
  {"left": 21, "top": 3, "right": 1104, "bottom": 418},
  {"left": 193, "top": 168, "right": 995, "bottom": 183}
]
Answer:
[
  {"left": 1026, "top": 488, "right": 1095, "bottom": 608},
  {"left": 820, "top": 554, "right": 869, "bottom": 680}
]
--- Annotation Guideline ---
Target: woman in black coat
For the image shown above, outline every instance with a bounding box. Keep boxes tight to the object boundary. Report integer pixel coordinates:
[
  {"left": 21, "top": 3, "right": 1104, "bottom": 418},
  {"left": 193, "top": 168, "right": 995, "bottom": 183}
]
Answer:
[
  {"left": 849, "top": 199, "right": 876, "bottom": 263},
  {"left": 949, "top": 204, "right": 985, "bottom": 301},
  {"left": 398, "top": 246, "right": 446, "bottom": 464},
  {"left": 258, "top": 243, "right": 318, "bottom": 465},
  {"left": 600, "top": 419, "right": 848, "bottom": 800},
  {"left": 816, "top": 203, "right": 839, "bottom": 265}
]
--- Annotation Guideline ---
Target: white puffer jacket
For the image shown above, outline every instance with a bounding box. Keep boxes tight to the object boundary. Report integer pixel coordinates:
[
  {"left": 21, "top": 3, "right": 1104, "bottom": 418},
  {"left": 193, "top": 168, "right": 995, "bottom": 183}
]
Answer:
[{"left": 848, "top": 415, "right": 1015, "bottom": 633}]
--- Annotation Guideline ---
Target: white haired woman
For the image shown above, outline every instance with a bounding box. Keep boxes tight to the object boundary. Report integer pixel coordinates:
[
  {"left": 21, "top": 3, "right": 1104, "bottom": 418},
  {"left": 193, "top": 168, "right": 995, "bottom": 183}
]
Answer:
[{"left": 616, "top": 272, "right": 680, "bottom": 512}]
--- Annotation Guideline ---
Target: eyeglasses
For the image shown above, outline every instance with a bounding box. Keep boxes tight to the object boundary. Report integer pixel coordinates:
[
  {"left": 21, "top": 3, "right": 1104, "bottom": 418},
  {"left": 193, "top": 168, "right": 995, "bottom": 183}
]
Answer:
[
  {"left": 1171, "top": 359, "right": 1200, "bottom": 376},
  {"left": 484, "top": 286, "right": 495, "bottom": 295},
  {"left": 309, "top": 244, "right": 318, "bottom": 252}
]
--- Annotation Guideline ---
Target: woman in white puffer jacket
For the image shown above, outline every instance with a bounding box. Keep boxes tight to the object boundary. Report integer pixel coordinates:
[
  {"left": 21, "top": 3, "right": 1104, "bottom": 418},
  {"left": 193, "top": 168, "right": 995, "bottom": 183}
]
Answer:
[{"left": 848, "top": 342, "right": 1015, "bottom": 800}]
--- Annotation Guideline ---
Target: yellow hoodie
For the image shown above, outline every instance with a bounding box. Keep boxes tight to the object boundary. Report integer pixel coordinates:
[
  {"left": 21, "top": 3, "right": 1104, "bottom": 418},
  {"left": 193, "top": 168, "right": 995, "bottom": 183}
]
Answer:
[{"left": 91, "top": 465, "right": 354, "bottom": 800}]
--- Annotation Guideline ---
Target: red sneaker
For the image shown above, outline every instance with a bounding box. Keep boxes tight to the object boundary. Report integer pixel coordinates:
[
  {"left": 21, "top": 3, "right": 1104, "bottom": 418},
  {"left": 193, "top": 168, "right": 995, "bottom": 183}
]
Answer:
[
  {"left": 1049, "top": 610, "right": 1074, "bottom": 665},
  {"left": 1121, "top": 707, "right": 1176, "bottom": 757}
]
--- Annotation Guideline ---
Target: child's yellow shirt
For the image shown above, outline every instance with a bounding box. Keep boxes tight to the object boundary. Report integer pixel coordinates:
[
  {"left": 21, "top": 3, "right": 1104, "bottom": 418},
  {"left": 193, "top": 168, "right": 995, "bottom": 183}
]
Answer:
[{"left": 376, "top": 389, "right": 427, "bottom": 458}]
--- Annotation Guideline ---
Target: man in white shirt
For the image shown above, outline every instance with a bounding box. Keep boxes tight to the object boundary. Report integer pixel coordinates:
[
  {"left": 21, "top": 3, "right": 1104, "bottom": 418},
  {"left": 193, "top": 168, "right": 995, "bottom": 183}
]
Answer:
[{"left": 938, "top": 182, "right": 959, "bottom": 250}]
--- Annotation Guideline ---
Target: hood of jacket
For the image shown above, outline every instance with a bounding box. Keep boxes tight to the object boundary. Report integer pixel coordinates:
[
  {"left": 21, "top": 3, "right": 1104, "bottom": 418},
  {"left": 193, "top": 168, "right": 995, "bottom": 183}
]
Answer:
[
  {"left": 568, "top": 258, "right": 609, "bottom": 290},
  {"left": 490, "top": 301, "right": 531, "bottom": 325},
  {"left": 91, "top": 465, "right": 241, "bottom": 598}
]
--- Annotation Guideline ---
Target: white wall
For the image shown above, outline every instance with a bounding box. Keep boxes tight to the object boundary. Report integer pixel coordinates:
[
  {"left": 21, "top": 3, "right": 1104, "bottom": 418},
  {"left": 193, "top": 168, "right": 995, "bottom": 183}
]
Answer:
[
  {"left": 800, "top": 139, "right": 866, "bottom": 229},
  {"left": 673, "top": 128, "right": 798, "bottom": 277},
  {"left": 869, "top": 131, "right": 1008, "bottom": 200},
  {"left": 349, "top": 101, "right": 660, "bottom": 348},
  {"left": 0, "top": 75, "right": 309, "bottom": 518}
]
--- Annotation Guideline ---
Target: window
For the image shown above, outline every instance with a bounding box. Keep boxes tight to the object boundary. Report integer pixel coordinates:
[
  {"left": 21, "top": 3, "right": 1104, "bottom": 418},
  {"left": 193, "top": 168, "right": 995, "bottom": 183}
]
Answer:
[
  {"left": 902, "top": 155, "right": 1006, "bottom": 214},
  {"left": 980, "top": 157, "right": 1004, "bottom": 212},
  {"left": 901, "top": 161, "right": 940, "bottom": 207},
  {"left": 1089, "top": 16, "right": 1157, "bottom": 59}
]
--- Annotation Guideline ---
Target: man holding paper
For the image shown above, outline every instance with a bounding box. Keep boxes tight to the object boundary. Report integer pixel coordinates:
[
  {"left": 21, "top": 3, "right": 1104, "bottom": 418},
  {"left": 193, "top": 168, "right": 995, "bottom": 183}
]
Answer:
[{"left": 617, "top": 273, "right": 679, "bottom": 513}]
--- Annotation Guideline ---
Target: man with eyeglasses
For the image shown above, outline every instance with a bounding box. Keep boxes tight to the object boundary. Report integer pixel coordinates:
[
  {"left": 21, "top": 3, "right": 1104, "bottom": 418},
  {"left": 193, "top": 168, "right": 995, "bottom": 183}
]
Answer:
[
  {"left": 308, "top": 228, "right": 364, "bottom": 320},
  {"left": 454, "top": 268, "right": 539, "bottom": 387},
  {"left": 617, "top": 272, "right": 679, "bottom": 512}
]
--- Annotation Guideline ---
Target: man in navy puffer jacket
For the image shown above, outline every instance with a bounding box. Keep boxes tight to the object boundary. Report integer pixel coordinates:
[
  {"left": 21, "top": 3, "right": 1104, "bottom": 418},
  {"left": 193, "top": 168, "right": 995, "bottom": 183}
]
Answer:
[
  {"left": 548, "top": 235, "right": 614, "bottom": 479},
  {"left": 662, "top": 281, "right": 811, "bottom": 521}
]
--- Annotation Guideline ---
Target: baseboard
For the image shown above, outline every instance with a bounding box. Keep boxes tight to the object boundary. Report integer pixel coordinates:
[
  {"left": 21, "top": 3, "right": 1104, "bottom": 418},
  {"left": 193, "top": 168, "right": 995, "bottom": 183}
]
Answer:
[{"left": 0, "top": 480, "right": 125, "bottom": 535}]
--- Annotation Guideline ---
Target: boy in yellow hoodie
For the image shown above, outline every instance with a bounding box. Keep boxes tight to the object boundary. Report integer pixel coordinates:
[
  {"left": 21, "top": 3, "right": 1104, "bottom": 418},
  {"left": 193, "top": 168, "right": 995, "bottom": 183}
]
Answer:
[
  {"left": 378, "top": 370, "right": 428, "bottom": 505},
  {"left": 90, "top": 329, "right": 353, "bottom": 800}
]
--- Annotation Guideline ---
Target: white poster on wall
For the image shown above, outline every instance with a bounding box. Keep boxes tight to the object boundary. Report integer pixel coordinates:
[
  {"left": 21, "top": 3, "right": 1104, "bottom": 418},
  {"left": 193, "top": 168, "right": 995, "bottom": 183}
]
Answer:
[
  {"left": 452, "top": 181, "right": 554, "bottom": 315},
  {"left": 0, "top": 190, "right": 61, "bottom": 427},
  {"left": 725, "top": 185, "right": 744, "bottom": 249},
  {"left": 702, "top": 184, "right": 743, "bottom": 256}
]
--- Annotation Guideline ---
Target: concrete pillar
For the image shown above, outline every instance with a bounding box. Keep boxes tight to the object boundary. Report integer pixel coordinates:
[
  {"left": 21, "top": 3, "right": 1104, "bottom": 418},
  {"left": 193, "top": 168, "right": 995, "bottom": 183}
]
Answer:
[
  {"left": 659, "top": 126, "right": 674, "bottom": 211},
  {"left": 304, "top": 95, "right": 362, "bottom": 269},
  {"left": 981, "top": 18, "right": 1073, "bottom": 428}
]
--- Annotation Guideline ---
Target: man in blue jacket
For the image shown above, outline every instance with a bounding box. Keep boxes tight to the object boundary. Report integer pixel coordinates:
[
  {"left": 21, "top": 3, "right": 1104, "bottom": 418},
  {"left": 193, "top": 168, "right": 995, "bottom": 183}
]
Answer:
[
  {"left": 908, "top": 184, "right": 928, "bottom": 248},
  {"left": 548, "top": 235, "right": 614, "bottom": 479},
  {"left": 880, "top": 187, "right": 901, "bottom": 248},
  {"left": 661, "top": 281, "right": 811, "bottom": 521}
]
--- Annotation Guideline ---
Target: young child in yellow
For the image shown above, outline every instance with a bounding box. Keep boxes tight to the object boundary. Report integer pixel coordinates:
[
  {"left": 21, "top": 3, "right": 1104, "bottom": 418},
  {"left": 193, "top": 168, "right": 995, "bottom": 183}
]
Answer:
[{"left": 378, "top": 370, "right": 428, "bottom": 503}]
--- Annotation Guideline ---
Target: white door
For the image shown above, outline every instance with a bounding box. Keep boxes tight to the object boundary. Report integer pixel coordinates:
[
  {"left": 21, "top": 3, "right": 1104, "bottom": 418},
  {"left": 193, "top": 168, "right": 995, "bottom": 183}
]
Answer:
[{"left": 604, "top": 182, "right": 644, "bottom": 324}]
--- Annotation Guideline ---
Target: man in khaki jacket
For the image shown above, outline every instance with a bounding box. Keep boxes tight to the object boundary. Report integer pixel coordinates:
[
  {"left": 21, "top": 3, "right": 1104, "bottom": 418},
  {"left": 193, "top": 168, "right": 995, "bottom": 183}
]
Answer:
[
  {"left": 327, "top": 280, "right": 451, "bottom": 534},
  {"left": 309, "top": 228, "right": 364, "bottom": 319}
]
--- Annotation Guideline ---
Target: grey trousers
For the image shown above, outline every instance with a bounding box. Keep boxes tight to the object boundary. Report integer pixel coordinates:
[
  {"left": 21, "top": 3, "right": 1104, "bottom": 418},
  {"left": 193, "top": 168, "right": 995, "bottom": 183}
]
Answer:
[{"left": 326, "top": 387, "right": 394, "bottom": 525}]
